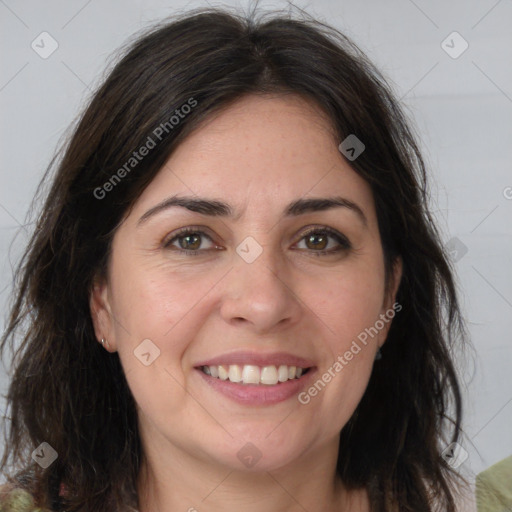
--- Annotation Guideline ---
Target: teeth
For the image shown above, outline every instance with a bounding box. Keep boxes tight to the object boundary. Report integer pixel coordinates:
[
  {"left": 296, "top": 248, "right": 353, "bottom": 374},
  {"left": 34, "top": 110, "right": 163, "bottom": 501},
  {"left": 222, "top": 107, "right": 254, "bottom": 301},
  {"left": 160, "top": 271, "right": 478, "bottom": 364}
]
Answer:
[
  {"left": 278, "top": 365, "right": 289, "bottom": 382},
  {"left": 228, "top": 364, "right": 242, "bottom": 382},
  {"left": 201, "top": 364, "right": 308, "bottom": 385},
  {"left": 242, "top": 365, "right": 260, "bottom": 384},
  {"left": 260, "top": 365, "right": 278, "bottom": 385},
  {"left": 218, "top": 365, "right": 229, "bottom": 380}
]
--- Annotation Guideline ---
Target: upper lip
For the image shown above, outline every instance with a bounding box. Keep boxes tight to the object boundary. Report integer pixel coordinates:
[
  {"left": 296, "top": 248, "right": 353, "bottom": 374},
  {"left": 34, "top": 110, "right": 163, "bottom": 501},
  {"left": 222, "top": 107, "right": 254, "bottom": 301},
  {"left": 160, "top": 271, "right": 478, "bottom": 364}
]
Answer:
[{"left": 194, "top": 350, "right": 315, "bottom": 369}]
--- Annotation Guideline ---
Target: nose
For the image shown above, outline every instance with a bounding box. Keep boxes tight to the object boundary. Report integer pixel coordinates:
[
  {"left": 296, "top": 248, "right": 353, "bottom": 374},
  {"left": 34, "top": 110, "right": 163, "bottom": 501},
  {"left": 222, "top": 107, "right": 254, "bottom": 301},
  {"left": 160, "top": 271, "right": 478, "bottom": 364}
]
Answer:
[{"left": 219, "top": 244, "right": 302, "bottom": 334}]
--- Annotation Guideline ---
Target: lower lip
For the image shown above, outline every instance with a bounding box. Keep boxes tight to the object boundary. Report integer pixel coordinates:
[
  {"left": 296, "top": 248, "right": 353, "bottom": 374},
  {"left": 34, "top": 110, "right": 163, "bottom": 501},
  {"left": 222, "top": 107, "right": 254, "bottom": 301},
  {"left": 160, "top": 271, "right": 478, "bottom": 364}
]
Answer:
[{"left": 195, "top": 368, "right": 316, "bottom": 406}]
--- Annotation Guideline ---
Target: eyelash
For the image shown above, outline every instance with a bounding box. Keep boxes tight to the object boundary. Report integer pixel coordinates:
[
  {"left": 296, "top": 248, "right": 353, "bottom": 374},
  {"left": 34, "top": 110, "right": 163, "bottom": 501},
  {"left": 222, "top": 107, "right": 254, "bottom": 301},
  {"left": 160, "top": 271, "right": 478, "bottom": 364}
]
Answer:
[{"left": 162, "top": 226, "right": 352, "bottom": 257}]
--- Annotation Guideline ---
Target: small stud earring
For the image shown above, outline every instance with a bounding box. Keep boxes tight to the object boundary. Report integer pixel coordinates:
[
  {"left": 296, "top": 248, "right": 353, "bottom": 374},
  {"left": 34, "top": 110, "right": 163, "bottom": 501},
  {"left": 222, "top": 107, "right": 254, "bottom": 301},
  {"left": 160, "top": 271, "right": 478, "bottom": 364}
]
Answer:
[
  {"left": 375, "top": 347, "right": 382, "bottom": 360},
  {"left": 100, "top": 338, "right": 109, "bottom": 349}
]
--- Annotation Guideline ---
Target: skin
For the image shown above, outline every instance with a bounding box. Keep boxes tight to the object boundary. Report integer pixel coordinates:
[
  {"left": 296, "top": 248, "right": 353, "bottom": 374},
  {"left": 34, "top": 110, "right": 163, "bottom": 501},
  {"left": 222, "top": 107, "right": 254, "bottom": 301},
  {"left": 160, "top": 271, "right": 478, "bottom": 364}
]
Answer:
[{"left": 90, "top": 94, "right": 402, "bottom": 512}]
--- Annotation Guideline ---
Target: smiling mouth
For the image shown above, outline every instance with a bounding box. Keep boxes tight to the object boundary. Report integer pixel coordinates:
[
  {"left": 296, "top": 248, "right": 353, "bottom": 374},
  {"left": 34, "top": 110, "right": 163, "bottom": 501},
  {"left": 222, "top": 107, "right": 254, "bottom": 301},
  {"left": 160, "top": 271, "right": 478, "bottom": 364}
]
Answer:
[{"left": 199, "top": 364, "right": 311, "bottom": 385}]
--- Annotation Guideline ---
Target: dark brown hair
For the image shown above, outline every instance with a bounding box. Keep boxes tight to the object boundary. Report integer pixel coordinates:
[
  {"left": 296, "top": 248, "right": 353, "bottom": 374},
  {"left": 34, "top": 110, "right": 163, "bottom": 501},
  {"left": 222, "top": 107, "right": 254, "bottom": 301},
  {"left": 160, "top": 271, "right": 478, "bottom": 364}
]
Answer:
[{"left": 1, "top": 5, "right": 469, "bottom": 511}]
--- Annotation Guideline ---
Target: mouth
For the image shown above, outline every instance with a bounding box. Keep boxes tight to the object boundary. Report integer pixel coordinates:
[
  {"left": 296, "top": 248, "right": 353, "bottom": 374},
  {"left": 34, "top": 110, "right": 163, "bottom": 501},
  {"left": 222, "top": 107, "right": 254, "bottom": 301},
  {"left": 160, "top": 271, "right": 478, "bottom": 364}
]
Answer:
[
  {"left": 193, "top": 351, "right": 316, "bottom": 405},
  {"left": 198, "top": 364, "right": 312, "bottom": 385},
  {"left": 195, "top": 364, "right": 316, "bottom": 406}
]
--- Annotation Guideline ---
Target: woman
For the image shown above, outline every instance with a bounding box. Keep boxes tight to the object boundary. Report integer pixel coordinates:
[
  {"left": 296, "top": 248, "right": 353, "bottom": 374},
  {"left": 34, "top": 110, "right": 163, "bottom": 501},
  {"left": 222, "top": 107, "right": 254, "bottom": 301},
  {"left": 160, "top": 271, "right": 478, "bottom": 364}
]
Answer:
[{"left": 0, "top": 6, "right": 474, "bottom": 511}]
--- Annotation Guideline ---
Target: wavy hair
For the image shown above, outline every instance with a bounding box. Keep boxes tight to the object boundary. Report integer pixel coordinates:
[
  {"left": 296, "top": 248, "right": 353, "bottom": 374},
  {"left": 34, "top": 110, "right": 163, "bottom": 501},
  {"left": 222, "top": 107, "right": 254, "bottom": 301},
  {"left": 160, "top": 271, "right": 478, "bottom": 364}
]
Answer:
[{"left": 1, "top": 5, "right": 468, "bottom": 511}]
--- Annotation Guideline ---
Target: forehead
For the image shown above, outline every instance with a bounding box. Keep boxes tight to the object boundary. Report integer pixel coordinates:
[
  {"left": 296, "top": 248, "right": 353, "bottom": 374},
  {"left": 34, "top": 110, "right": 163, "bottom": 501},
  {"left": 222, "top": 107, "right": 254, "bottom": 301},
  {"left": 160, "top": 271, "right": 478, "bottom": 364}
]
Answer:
[{"left": 128, "top": 94, "right": 376, "bottom": 225}]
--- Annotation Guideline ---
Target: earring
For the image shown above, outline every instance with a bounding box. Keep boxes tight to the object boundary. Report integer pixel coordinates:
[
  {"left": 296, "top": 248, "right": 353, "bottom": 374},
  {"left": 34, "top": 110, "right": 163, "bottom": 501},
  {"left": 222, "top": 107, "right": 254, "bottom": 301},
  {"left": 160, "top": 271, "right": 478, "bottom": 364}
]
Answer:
[
  {"left": 100, "top": 338, "right": 109, "bottom": 349},
  {"left": 375, "top": 347, "right": 382, "bottom": 360}
]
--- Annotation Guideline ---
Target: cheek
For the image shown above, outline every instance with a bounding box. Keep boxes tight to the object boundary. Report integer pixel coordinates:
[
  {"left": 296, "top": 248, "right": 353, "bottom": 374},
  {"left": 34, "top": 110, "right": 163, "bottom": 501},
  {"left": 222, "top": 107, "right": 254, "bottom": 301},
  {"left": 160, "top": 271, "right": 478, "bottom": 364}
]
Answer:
[
  {"left": 109, "top": 263, "right": 226, "bottom": 384},
  {"left": 109, "top": 271, "right": 208, "bottom": 421},
  {"left": 297, "top": 260, "right": 384, "bottom": 417},
  {"left": 310, "top": 262, "right": 386, "bottom": 344},
  {"left": 326, "top": 356, "right": 374, "bottom": 430},
  {"left": 110, "top": 259, "right": 211, "bottom": 336}
]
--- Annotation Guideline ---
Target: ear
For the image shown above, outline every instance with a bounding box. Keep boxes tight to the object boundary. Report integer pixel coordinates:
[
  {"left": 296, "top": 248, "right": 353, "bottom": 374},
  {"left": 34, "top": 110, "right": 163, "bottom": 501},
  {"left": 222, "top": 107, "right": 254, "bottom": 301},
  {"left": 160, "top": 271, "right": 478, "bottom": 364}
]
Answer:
[
  {"left": 89, "top": 275, "right": 117, "bottom": 352},
  {"left": 378, "top": 256, "right": 403, "bottom": 346},
  {"left": 385, "top": 256, "right": 403, "bottom": 309}
]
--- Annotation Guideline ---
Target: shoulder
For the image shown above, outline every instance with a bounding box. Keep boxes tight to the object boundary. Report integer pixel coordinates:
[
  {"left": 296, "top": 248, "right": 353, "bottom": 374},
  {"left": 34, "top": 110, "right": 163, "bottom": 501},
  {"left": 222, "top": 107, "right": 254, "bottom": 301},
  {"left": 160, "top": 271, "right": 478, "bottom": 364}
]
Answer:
[
  {"left": 476, "top": 455, "right": 512, "bottom": 510},
  {"left": 0, "top": 482, "right": 36, "bottom": 511},
  {"left": 0, "top": 482, "right": 54, "bottom": 512}
]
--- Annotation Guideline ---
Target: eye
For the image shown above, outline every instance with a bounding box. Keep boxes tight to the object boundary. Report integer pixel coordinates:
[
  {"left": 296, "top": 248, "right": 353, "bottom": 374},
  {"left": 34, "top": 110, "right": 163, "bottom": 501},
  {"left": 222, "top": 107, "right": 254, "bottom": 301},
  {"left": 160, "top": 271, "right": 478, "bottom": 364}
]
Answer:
[
  {"left": 162, "top": 226, "right": 351, "bottom": 257},
  {"left": 294, "top": 227, "right": 351, "bottom": 256},
  {"left": 163, "top": 227, "right": 220, "bottom": 255}
]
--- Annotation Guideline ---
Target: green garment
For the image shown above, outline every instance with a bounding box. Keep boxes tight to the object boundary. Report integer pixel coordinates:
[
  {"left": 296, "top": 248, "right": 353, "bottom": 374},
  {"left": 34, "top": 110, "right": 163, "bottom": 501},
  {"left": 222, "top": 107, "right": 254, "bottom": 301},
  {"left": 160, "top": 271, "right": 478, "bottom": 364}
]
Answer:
[
  {"left": 0, "top": 486, "right": 47, "bottom": 512},
  {"left": 476, "top": 455, "right": 512, "bottom": 512}
]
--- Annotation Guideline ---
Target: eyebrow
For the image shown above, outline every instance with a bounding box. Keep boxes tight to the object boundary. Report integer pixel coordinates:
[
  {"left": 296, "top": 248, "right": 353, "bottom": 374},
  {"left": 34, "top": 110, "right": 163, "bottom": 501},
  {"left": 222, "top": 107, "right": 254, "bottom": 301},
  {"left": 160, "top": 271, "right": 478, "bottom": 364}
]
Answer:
[{"left": 137, "top": 195, "right": 367, "bottom": 227}]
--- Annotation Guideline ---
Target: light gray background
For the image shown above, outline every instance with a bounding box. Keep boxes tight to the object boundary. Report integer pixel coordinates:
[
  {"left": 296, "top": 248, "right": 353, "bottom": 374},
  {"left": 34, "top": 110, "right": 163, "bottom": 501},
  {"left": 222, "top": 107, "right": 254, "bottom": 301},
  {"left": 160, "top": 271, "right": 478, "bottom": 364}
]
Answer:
[{"left": 1, "top": 0, "right": 511, "bottom": 483}]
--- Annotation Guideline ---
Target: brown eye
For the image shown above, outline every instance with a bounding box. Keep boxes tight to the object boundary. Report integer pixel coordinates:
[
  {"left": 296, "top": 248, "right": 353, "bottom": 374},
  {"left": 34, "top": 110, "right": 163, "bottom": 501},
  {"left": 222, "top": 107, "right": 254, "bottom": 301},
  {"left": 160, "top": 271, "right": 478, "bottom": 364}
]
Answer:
[
  {"left": 178, "top": 233, "right": 202, "bottom": 250},
  {"left": 304, "top": 232, "right": 328, "bottom": 250},
  {"left": 295, "top": 227, "right": 351, "bottom": 255},
  {"left": 163, "top": 228, "right": 218, "bottom": 254}
]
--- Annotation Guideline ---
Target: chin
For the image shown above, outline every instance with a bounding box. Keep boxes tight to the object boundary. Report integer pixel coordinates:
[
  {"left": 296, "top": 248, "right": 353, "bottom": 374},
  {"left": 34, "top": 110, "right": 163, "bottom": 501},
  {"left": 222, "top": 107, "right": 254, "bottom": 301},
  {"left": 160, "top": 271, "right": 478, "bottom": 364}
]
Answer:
[{"left": 205, "top": 434, "right": 309, "bottom": 473}]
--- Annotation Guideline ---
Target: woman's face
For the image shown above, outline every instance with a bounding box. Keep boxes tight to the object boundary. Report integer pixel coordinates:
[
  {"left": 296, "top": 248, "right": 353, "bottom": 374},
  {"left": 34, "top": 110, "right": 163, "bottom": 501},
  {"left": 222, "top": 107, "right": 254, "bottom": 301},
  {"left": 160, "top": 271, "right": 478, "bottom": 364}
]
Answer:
[{"left": 91, "top": 94, "right": 400, "bottom": 473}]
